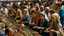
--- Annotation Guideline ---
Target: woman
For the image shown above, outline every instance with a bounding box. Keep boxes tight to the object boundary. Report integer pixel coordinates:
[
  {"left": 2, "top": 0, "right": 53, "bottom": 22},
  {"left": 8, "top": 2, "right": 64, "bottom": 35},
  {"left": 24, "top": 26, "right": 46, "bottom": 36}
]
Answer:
[
  {"left": 46, "top": 13, "right": 63, "bottom": 36},
  {"left": 22, "top": 9, "right": 31, "bottom": 26}
]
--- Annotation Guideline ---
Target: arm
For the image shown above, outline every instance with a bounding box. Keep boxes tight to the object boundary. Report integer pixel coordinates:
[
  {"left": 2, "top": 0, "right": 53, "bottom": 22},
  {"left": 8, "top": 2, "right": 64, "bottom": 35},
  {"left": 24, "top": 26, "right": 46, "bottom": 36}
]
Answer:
[{"left": 22, "top": 16, "right": 31, "bottom": 24}]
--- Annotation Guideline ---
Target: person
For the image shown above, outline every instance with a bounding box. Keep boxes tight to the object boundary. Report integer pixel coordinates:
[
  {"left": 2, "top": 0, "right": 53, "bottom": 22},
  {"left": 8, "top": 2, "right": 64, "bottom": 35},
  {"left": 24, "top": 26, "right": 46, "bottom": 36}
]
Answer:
[
  {"left": 59, "top": 1, "right": 64, "bottom": 29},
  {"left": 33, "top": 13, "right": 49, "bottom": 36},
  {"left": 50, "top": 9, "right": 55, "bottom": 19},
  {"left": 46, "top": 13, "right": 63, "bottom": 36},
  {"left": 44, "top": 7, "right": 51, "bottom": 21},
  {"left": 54, "top": 3, "right": 62, "bottom": 13},
  {"left": 30, "top": 10, "right": 37, "bottom": 30},
  {"left": 8, "top": 6, "right": 16, "bottom": 19},
  {"left": 2, "top": 4, "right": 8, "bottom": 16},
  {"left": 40, "top": 6, "right": 50, "bottom": 21},
  {"left": 0, "top": 15, "right": 6, "bottom": 36},
  {"left": 15, "top": 7, "right": 23, "bottom": 23},
  {"left": 0, "top": 6, "right": 4, "bottom": 15},
  {"left": 48, "top": 9, "right": 55, "bottom": 26},
  {"left": 22, "top": 9, "right": 31, "bottom": 26},
  {"left": 40, "top": 5, "right": 45, "bottom": 13},
  {"left": 5, "top": 25, "right": 13, "bottom": 36}
]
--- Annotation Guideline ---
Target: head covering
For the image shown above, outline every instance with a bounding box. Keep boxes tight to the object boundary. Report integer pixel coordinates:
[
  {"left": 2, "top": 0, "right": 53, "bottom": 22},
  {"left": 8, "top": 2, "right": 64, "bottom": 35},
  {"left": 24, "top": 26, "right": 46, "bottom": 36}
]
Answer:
[
  {"left": 35, "top": 3, "right": 39, "bottom": 7},
  {"left": 40, "top": 5, "right": 44, "bottom": 8},
  {"left": 50, "top": 9, "right": 55, "bottom": 13},
  {"left": 52, "top": 13, "right": 62, "bottom": 26},
  {"left": 45, "top": 7, "right": 50, "bottom": 10},
  {"left": 23, "top": 9, "right": 29, "bottom": 16},
  {"left": 22, "top": 9, "right": 29, "bottom": 20},
  {"left": 39, "top": 12, "right": 45, "bottom": 17}
]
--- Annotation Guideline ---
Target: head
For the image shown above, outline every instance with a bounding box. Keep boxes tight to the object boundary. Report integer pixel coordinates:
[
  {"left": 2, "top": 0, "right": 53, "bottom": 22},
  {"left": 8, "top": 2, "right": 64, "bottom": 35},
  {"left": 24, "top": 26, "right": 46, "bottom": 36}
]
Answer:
[
  {"left": 45, "top": 7, "right": 50, "bottom": 14},
  {"left": 23, "top": 9, "right": 29, "bottom": 16},
  {"left": 40, "top": 5, "right": 44, "bottom": 11},
  {"left": 50, "top": 9, "right": 55, "bottom": 15},
  {"left": 51, "top": 13, "right": 61, "bottom": 24},
  {"left": 8, "top": 6, "right": 12, "bottom": 10},
  {"left": 35, "top": 3, "right": 39, "bottom": 7},
  {"left": 39, "top": 13, "right": 45, "bottom": 20},
  {"left": 31, "top": 10, "right": 36, "bottom": 17},
  {"left": 56, "top": 3, "right": 62, "bottom": 9},
  {"left": 62, "top": 1, "right": 64, "bottom": 5},
  {"left": 51, "top": 16, "right": 57, "bottom": 23}
]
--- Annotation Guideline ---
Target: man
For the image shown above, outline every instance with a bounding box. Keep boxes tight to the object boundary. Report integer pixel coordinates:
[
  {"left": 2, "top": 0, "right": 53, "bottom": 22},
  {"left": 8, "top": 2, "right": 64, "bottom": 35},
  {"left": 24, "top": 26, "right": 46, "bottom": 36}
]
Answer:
[
  {"left": 40, "top": 6, "right": 50, "bottom": 21},
  {"left": 60, "top": 1, "right": 64, "bottom": 29},
  {"left": 30, "top": 10, "right": 37, "bottom": 29},
  {"left": 33, "top": 13, "right": 49, "bottom": 36},
  {"left": 44, "top": 7, "right": 51, "bottom": 21}
]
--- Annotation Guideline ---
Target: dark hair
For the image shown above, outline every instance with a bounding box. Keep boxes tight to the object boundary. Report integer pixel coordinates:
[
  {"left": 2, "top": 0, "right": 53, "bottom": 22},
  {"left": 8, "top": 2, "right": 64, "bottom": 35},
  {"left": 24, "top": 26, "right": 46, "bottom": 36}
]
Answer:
[
  {"left": 32, "top": 10, "right": 36, "bottom": 13},
  {"left": 56, "top": 3, "right": 62, "bottom": 6},
  {"left": 39, "top": 14, "right": 45, "bottom": 17},
  {"left": 5, "top": 29, "right": 9, "bottom": 35},
  {"left": 23, "top": 6, "right": 27, "bottom": 9},
  {"left": 62, "top": 1, "right": 64, "bottom": 5},
  {"left": 50, "top": 10, "right": 55, "bottom": 14}
]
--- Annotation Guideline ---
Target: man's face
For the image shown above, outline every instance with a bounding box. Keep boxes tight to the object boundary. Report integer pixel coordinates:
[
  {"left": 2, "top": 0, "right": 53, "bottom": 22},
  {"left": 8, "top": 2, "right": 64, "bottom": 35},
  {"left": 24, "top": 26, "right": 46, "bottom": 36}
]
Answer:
[
  {"left": 40, "top": 7, "right": 44, "bottom": 11},
  {"left": 39, "top": 15, "right": 44, "bottom": 20},
  {"left": 32, "top": 13, "right": 36, "bottom": 17},
  {"left": 45, "top": 9, "right": 49, "bottom": 13}
]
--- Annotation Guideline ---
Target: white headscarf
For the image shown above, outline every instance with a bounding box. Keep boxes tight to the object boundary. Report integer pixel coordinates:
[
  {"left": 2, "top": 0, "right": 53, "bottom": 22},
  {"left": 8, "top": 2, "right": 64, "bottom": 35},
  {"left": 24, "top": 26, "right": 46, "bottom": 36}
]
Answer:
[
  {"left": 52, "top": 13, "right": 62, "bottom": 26},
  {"left": 23, "top": 9, "right": 29, "bottom": 16},
  {"left": 22, "top": 9, "right": 29, "bottom": 20},
  {"left": 52, "top": 13, "right": 64, "bottom": 36}
]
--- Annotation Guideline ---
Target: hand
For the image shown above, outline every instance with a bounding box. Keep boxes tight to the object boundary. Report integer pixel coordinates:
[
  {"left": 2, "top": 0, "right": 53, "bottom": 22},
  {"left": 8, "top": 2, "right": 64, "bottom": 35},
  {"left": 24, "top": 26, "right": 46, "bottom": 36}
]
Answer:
[
  {"left": 37, "top": 27, "right": 41, "bottom": 29},
  {"left": 33, "top": 26, "right": 38, "bottom": 29},
  {"left": 50, "top": 29, "right": 55, "bottom": 32},
  {"left": 46, "top": 28, "right": 50, "bottom": 31},
  {"left": 40, "top": 27, "right": 45, "bottom": 30},
  {"left": 31, "top": 22, "right": 35, "bottom": 24},
  {"left": 31, "top": 22, "right": 35, "bottom": 25}
]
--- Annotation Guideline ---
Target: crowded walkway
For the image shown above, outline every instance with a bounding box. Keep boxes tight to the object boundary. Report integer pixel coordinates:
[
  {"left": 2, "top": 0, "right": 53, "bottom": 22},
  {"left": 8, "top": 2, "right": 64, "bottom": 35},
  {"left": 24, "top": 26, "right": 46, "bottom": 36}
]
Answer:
[{"left": 0, "top": 0, "right": 64, "bottom": 36}]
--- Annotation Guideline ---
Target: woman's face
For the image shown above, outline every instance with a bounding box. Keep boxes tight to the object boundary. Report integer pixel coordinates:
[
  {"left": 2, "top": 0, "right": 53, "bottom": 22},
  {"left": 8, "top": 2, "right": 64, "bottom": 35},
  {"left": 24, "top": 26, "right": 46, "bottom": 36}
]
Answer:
[{"left": 51, "top": 16, "right": 56, "bottom": 22}]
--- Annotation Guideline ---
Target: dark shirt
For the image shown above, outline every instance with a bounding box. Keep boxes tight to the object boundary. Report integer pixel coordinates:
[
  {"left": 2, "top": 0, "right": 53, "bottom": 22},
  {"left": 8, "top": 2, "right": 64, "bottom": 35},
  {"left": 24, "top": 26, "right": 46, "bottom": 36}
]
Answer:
[
  {"left": 37, "top": 19, "right": 49, "bottom": 34},
  {"left": 38, "top": 19, "right": 48, "bottom": 29},
  {"left": 50, "top": 23, "right": 59, "bottom": 31}
]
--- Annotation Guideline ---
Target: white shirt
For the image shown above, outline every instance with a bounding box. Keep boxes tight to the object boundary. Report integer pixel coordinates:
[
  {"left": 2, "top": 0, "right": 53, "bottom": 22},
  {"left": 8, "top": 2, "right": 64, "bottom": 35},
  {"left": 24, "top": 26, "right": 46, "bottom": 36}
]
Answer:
[{"left": 4, "top": 8, "right": 8, "bottom": 16}]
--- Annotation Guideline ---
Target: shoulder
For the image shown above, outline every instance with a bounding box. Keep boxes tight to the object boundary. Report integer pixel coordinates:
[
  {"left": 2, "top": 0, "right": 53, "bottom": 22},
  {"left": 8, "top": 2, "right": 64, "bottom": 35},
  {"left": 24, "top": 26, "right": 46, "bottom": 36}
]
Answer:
[{"left": 44, "top": 19, "right": 48, "bottom": 22}]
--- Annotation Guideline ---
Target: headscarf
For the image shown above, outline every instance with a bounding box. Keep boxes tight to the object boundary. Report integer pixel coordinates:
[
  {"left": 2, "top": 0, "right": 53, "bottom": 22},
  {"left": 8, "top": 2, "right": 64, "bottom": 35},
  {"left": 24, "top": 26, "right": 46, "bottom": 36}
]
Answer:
[
  {"left": 52, "top": 13, "right": 64, "bottom": 36},
  {"left": 52, "top": 13, "right": 62, "bottom": 26},
  {"left": 22, "top": 9, "right": 29, "bottom": 20}
]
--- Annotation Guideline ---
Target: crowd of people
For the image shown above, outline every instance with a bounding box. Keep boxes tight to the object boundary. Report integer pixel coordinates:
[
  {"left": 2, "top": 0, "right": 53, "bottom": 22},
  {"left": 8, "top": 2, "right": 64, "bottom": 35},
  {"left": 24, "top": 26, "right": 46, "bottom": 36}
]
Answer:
[{"left": 0, "top": 0, "right": 64, "bottom": 36}]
